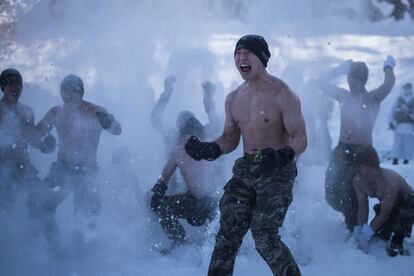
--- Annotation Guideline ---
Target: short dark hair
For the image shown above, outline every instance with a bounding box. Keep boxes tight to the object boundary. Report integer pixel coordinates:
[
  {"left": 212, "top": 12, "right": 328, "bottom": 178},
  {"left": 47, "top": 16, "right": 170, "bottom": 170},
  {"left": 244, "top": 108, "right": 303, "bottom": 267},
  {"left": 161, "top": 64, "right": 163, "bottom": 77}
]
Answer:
[
  {"left": 0, "top": 68, "right": 22, "bottom": 92},
  {"left": 348, "top": 62, "right": 369, "bottom": 84},
  {"left": 354, "top": 146, "right": 380, "bottom": 168}
]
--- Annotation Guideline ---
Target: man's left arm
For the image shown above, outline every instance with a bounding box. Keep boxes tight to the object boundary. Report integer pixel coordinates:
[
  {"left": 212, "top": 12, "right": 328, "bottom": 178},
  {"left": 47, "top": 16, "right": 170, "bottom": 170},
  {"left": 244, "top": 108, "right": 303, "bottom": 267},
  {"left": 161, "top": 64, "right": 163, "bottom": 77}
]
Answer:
[
  {"left": 95, "top": 106, "right": 122, "bottom": 135},
  {"left": 372, "top": 56, "right": 396, "bottom": 102},
  {"left": 281, "top": 89, "right": 307, "bottom": 156}
]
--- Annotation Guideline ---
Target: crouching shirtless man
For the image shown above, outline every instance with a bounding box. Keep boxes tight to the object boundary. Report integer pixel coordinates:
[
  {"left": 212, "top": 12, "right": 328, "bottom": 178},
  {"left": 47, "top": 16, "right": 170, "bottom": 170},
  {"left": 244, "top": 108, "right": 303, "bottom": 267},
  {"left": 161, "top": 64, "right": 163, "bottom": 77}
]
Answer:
[
  {"left": 353, "top": 146, "right": 414, "bottom": 257},
  {"left": 150, "top": 114, "right": 221, "bottom": 254},
  {"left": 185, "top": 35, "right": 307, "bottom": 276}
]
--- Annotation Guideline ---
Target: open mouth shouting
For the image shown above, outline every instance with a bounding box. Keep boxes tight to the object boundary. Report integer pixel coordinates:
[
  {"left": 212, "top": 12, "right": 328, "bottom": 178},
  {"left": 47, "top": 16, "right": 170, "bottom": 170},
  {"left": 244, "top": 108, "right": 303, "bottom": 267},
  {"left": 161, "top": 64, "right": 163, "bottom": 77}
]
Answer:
[{"left": 240, "top": 64, "right": 251, "bottom": 73}]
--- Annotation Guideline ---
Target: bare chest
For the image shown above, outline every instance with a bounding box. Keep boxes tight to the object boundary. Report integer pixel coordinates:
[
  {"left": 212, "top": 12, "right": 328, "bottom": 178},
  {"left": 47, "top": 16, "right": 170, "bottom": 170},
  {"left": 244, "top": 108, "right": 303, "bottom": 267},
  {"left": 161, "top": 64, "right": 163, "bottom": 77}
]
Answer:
[
  {"left": 341, "top": 96, "right": 379, "bottom": 120},
  {"left": 55, "top": 110, "right": 101, "bottom": 139},
  {"left": 231, "top": 94, "right": 281, "bottom": 131}
]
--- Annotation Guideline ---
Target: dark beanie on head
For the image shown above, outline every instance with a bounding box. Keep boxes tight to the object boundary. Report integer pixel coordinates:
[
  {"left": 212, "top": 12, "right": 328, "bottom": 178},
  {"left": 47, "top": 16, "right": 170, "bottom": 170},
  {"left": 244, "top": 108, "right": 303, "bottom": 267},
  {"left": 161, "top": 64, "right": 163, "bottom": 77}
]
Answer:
[
  {"left": 0, "top": 68, "right": 22, "bottom": 92},
  {"left": 234, "top": 35, "right": 271, "bottom": 67},
  {"left": 61, "top": 74, "right": 84, "bottom": 96}
]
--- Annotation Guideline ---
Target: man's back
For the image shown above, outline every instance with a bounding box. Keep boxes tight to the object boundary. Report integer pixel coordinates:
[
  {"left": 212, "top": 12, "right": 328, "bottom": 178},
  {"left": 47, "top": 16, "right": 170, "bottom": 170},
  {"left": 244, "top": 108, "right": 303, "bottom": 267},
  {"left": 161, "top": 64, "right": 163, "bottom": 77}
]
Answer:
[{"left": 174, "top": 145, "right": 220, "bottom": 198}]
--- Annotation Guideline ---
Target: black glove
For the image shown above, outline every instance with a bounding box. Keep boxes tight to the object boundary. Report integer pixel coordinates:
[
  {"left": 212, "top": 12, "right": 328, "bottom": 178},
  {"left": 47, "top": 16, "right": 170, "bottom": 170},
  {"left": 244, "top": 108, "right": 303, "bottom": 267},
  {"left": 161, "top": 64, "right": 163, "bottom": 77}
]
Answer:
[
  {"left": 96, "top": 111, "right": 114, "bottom": 129},
  {"left": 185, "top": 136, "right": 222, "bottom": 161},
  {"left": 150, "top": 178, "right": 168, "bottom": 211},
  {"left": 39, "top": 134, "right": 57, "bottom": 154},
  {"left": 255, "top": 146, "right": 295, "bottom": 177}
]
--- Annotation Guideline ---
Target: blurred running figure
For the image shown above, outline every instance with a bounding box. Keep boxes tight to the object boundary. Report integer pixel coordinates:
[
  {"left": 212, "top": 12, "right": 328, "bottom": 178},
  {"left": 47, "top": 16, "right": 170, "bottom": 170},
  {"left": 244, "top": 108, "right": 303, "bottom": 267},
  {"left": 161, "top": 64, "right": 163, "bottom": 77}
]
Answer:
[
  {"left": 388, "top": 83, "right": 414, "bottom": 165},
  {"left": 0, "top": 68, "right": 55, "bottom": 211},
  {"left": 185, "top": 35, "right": 306, "bottom": 276},
  {"left": 316, "top": 56, "right": 396, "bottom": 231},
  {"left": 35, "top": 74, "right": 121, "bottom": 250}
]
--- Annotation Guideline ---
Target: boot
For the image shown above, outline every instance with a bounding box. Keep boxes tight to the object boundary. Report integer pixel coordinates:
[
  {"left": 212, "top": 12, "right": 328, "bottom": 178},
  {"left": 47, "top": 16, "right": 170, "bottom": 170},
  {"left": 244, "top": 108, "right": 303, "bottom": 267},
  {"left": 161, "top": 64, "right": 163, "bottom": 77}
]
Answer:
[{"left": 387, "top": 234, "right": 410, "bottom": 257}]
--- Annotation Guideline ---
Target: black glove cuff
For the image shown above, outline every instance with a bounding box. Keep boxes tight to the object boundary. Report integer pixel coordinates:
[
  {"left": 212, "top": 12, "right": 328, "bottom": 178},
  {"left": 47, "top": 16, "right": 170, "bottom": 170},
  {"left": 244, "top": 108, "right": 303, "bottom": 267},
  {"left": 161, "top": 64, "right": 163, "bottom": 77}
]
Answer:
[
  {"left": 103, "top": 115, "right": 114, "bottom": 129},
  {"left": 152, "top": 177, "right": 168, "bottom": 196},
  {"left": 206, "top": 142, "right": 223, "bottom": 161},
  {"left": 280, "top": 145, "right": 295, "bottom": 162}
]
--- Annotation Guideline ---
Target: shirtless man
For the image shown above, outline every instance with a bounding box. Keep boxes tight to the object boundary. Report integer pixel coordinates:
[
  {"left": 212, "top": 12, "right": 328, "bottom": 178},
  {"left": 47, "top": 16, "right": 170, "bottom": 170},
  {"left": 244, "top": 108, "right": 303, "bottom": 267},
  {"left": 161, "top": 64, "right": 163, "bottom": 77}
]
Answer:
[
  {"left": 150, "top": 115, "right": 220, "bottom": 253},
  {"left": 35, "top": 74, "right": 121, "bottom": 248},
  {"left": 0, "top": 68, "right": 55, "bottom": 211},
  {"left": 316, "top": 56, "right": 396, "bottom": 231},
  {"left": 185, "top": 35, "right": 307, "bottom": 276},
  {"left": 352, "top": 147, "right": 414, "bottom": 256},
  {"left": 150, "top": 76, "right": 222, "bottom": 193}
]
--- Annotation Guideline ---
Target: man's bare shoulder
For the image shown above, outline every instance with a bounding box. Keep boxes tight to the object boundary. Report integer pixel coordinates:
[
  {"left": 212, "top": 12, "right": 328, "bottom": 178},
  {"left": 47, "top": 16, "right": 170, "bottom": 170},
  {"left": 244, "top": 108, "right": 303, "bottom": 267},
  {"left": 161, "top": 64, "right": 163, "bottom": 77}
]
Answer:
[
  {"left": 271, "top": 77, "right": 301, "bottom": 106},
  {"left": 224, "top": 87, "right": 241, "bottom": 106},
  {"left": 17, "top": 103, "right": 35, "bottom": 116},
  {"left": 383, "top": 168, "right": 410, "bottom": 189},
  {"left": 45, "top": 105, "right": 62, "bottom": 116}
]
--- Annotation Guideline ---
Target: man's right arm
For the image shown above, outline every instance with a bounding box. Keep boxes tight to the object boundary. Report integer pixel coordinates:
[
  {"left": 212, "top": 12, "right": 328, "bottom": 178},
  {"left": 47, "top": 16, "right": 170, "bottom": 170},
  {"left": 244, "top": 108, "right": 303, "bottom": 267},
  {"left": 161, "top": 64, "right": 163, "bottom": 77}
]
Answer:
[
  {"left": 35, "top": 106, "right": 58, "bottom": 136},
  {"left": 353, "top": 175, "right": 369, "bottom": 226},
  {"left": 150, "top": 76, "right": 176, "bottom": 135},
  {"left": 32, "top": 107, "right": 59, "bottom": 153},
  {"left": 214, "top": 91, "right": 241, "bottom": 154},
  {"left": 159, "top": 152, "right": 178, "bottom": 184},
  {"left": 151, "top": 151, "right": 177, "bottom": 202}
]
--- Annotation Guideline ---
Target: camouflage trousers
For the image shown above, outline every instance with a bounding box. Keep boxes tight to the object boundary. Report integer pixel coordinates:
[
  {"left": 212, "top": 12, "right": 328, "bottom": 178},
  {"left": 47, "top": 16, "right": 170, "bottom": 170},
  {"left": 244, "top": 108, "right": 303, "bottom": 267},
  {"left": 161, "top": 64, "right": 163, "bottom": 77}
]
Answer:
[
  {"left": 325, "top": 142, "right": 377, "bottom": 231},
  {"left": 208, "top": 155, "right": 301, "bottom": 276},
  {"left": 152, "top": 191, "right": 217, "bottom": 242},
  {"left": 374, "top": 192, "right": 414, "bottom": 240}
]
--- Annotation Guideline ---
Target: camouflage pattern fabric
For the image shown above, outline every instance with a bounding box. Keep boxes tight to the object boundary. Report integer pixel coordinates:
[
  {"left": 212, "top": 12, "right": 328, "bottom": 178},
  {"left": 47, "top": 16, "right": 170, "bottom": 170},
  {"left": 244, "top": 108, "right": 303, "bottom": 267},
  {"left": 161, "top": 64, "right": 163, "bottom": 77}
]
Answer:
[
  {"left": 374, "top": 192, "right": 414, "bottom": 239},
  {"left": 325, "top": 142, "right": 377, "bottom": 231},
  {"left": 152, "top": 191, "right": 217, "bottom": 242},
  {"left": 208, "top": 156, "right": 301, "bottom": 276}
]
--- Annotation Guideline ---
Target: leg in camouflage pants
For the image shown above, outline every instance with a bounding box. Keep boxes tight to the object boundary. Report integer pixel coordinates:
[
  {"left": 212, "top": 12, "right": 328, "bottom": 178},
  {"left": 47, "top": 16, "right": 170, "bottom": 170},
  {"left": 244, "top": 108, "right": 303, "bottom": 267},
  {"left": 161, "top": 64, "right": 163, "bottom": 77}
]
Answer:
[
  {"left": 208, "top": 157, "right": 301, "bottom": 276},
  {"left": 325, "top": 142, "right": 377, "bottom": 231}
]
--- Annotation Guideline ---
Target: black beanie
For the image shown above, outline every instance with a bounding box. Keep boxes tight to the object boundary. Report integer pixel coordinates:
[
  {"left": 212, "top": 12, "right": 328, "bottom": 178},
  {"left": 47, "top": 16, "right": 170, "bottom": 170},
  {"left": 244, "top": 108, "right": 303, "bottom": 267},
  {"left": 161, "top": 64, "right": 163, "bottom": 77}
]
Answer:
[
  {"left": 0, "top": 68, "right": 22, "bottom": 92},
  {"left": 61, "top": 74, "right": 84, "bottom": 96},
  {"left": 234, "top": 35, "right": 271, "bottom": 67}
]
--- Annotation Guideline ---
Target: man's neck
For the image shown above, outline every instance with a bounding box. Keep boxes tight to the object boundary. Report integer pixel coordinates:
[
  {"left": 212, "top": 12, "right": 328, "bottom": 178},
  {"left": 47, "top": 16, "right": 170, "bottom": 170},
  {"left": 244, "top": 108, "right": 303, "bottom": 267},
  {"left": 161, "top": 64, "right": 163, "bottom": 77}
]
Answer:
[
  {"left": 246, "top": 71, "right": 272, "bottom": 93},
  {"left": 63, "top": 101, "right": 83, "bottom": 110},
  {"left": 1, "top": 96, "right": 18, "bottom": 106},
  {"left": 350, "top": 86, "right": 366, "bottom": 96}
]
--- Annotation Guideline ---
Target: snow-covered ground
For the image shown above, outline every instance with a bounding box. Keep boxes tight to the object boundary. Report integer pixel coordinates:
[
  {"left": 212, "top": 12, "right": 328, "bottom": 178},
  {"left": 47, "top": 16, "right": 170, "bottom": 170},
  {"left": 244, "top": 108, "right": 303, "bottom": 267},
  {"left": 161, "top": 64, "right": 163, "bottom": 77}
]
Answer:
[{"left": 1, "top": 1, "right": 414, "bottom": 275}]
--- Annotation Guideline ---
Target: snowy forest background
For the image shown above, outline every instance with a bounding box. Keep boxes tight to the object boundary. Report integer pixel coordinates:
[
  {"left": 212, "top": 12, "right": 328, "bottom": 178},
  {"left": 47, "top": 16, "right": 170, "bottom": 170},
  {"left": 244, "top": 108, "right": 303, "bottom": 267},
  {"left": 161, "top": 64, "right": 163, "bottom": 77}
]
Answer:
[{"left": 1, "top": 1, "right": 414, "bottom": 275}]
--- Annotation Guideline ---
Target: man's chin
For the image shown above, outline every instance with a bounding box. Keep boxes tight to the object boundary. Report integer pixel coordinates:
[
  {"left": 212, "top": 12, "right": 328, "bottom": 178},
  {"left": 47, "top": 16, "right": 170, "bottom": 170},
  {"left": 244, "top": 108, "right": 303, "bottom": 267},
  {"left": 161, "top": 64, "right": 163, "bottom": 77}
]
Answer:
[{"left": 239, "top": 72, "right": 252, "bottom": 81}]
